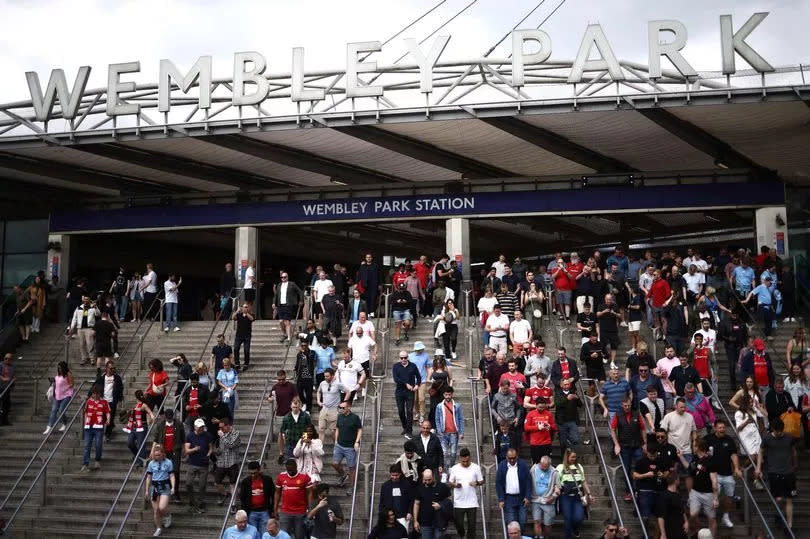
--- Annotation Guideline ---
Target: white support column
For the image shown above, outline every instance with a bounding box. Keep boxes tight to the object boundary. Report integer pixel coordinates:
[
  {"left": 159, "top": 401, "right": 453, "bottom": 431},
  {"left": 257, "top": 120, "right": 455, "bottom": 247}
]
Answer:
[
  {"left": 47, "top": 234, "right": 71, "bottom": 288},
  {"left": 446, "top": 217, "right": 470, "bottom": 280},
  {"left": 755, "top": 206, "right": 789, "bottom": 257},
  {"left": 234, "top": 226, "right": 259, "bottom": 313}
]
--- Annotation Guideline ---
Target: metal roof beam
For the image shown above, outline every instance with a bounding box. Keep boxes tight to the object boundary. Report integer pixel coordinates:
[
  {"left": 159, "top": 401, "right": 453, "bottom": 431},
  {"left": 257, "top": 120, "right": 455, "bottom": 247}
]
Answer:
[
  {"left": 333, "top": 125, "right": 518, "bottom": 179},
  {"left": 480, "top": 117, "right": 636, "bottom": 173},
  {"left": 0, "top": 151, "right": 182, "bottom": 195},
  {"left": 201, "top": 134, "right": 411, "bottom": 186},
  {"left": 0, "top": 176, "right": 95, "bottom": 203},
  {"left": 637, "top": 108, "right": 773, "bottom": 175},
  {"left": 72, "top": 142, "right": 288, "bottom": 190}
]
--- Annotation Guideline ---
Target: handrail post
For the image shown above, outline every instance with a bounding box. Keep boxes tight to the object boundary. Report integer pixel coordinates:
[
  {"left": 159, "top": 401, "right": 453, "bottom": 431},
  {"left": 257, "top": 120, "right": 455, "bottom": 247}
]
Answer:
[
  {"left": 743, "top": 466, "right": 751, "bottom": 524},
  {"left": 39, "top": 464, "right": 47, "bottom": 506},
  {"left": 383, "top": 290, "right": 391, "bottom": 331},
  {"left": 158, "top": 299, "right": 164, "bottom": 336},
  {"left": 33, "top": 378, "right": 40, "bottom": 415},
  {"left": 477, "top": 394, "right": 488, "bottom": 444},
  {"left": 362, "top": 461, "right": 373, "bottom": 520},
  {"left": 64, "top": 337, "right": 69, "bottom": 364},
  {"left": 467, "top": 327, "right": 475, "bottom": 376},
  {"left": 369, "top": 393, "right": 379, "bottom": 446},
  {"left": 139, "top": 334, "right": 146, "bottom": 369},
  {"left": 481, "top": 464, "right": 496, "bottom": 525}
]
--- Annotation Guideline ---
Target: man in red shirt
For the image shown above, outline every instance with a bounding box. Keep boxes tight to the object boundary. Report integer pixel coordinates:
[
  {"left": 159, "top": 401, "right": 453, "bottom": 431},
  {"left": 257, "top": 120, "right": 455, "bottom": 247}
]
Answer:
[
  {"left": 647, "top": 270, "right": 671, "bottom": 341},
  {"left": 499, "top": 359, "right": 527, "bottom": 400},
  {"left": 274, "top": 458, "right": 313, "bottom": 538},
  {"left": 688, "top": 333, "right": 715, "bottom": 383},
  {"left": 524, "top": 397, "right": 557, "bottom": 463},
  {"left": 609, "top": 397, "right": 647, "bottom": 502},
  {"left": 82, "top": 384, "right": 110, "bottom": 472},
  {"left": 152, "top": 409, "right": 185, "bottom": 502},
  {"left": 523, "top": 374, "right": 554, "bottom": 412},
  {"left": 392, "top": 263, "right": 410, "bottom": 289},
  {"left": 567, "top": 252, "right": 585, "bottom": 302},
  {"left": 552, "top": 255, "right": 574, "bottom": 323}
]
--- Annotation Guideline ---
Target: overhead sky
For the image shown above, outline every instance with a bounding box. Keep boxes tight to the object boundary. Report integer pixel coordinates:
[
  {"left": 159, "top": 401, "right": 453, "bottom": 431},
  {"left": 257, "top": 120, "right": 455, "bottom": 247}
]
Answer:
[{"left": 0, "top": 0, "right": 807, "bottom": 104}]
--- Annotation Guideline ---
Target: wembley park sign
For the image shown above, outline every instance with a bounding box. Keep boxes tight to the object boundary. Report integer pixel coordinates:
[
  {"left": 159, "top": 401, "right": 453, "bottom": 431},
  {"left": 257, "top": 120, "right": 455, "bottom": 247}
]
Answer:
[{"left": 25, "top": 12, "right": 775, "bottom": 122}]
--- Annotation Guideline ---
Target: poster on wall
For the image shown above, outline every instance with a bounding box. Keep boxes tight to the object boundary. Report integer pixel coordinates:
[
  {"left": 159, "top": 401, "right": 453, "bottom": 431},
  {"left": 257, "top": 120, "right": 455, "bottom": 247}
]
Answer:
[{"left": 775, "top": 232, "right": 785, "bottom": 256}]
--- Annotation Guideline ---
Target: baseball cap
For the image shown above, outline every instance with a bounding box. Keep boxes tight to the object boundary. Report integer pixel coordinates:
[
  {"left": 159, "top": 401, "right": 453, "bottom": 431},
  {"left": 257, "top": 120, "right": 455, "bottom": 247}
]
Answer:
[
  {"left": 753, "top": 338, "right": 766, "bottom": 351},
  {"left": 413, "top": 341, "right": 425, "bottom": 351},
  {"left": 193, "top": 418, "right": 206, "bottom": 429}
]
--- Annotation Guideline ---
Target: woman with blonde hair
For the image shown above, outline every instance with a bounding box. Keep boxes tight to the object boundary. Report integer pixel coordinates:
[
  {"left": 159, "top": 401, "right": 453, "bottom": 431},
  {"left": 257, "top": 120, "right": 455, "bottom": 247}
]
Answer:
[
  {"left": 27, "top": 276, "right": 46, "bottom": 333},
  {"left": 556, "top": 449, "right": 593, "bottom": 539},
  {"left": 194, "top": 361, "right": 211, "bottom": 389},
  {"left": 144, "top": 443, "right": 175, "bottom": 536}
]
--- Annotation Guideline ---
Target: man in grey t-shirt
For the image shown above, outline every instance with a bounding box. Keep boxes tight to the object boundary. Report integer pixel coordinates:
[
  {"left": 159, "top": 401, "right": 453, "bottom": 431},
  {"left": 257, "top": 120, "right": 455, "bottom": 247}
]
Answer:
[
  {"left": 755, "top": 417, "right": 797, "bottom": 530},
  {"left": 317, "top": 368, "right": 343, "bottom": 442}
]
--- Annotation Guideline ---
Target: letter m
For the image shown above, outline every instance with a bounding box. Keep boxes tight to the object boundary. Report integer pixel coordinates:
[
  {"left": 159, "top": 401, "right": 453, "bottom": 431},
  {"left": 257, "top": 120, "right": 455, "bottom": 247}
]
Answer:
[
  {"left": 26, "top": 67, "right": 91, "bottom": 121},
  {"left": 159, "top": 56, "right": 212, "bottom": 113}
]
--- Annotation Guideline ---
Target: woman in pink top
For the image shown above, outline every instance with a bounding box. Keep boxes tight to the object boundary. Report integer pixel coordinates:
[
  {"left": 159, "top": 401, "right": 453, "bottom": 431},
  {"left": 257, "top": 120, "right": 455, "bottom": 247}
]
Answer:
[{"left": 44, "top": 361, "right": 74, "bottom": 434}]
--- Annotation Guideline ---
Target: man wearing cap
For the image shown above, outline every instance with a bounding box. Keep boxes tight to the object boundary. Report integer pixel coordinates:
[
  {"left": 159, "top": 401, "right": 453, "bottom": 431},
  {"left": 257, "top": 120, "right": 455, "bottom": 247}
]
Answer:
[
  {"left": 153, "top": 408, "right": 186, "bottom": 502},
  {"left": 740, "top": 339, "right": 775, "bottom": 398},
  {"left": 185, "top": 418, "right": 214, "bottom": 514},
  {"left": 485, "top": 304, "right": 510, "bottom": 355},
  {"left": 408, "top": 342, "right": 431, "bottom": 423},
  {"left": 239, "top": 460, "right": 275, "bottom": 534},
  {"left": 742, "top": 276, "right": 776, "bottom": 340}
]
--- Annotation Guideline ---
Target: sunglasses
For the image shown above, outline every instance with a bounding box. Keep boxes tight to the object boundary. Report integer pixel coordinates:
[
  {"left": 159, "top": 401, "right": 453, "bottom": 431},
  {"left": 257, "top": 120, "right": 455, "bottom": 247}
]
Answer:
[{"left": 339, "top": 406, "right": 348, "bottom": 410}]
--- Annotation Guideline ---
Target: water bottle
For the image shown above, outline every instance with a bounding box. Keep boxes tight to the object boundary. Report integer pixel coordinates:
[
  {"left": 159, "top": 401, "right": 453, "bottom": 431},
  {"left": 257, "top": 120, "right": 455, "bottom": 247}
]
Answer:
[{"left": 327, "top": 509, "right": 335, "bottom": 522}]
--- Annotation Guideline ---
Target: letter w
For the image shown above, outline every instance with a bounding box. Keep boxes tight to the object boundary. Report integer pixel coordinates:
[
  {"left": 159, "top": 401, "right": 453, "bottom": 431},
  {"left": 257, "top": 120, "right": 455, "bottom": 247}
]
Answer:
[{"left": 26, "top": 67, "right": 91, "bottom": 121}]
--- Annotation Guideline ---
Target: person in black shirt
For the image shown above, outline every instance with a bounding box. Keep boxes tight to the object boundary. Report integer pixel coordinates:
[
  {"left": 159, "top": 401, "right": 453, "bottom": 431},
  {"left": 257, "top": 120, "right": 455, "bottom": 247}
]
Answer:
[
  {"left": 625, "top": 342, "right": 657, "bottom": 382},
  {"left": 597, "top": 293, "right": 622, "bottom": 366},
  {"left": 688, "top": 438, "right": 719, "bottom": 538},
  {"left": 663, "top": 293, "right": 689, "bottom": 355},
  {"left": 633, "top": 443, "right": 667, "bottom": 524},
  {"left": 668, "top": 355, "right": 701, "bottom": 397},
  {"left": 232, "top": 302, "right": 254, "bottom": 372},
  {"left": 575, "top": 302, "right": 597, "bottom": 343},
  {"left": 579, "top": 333, "right": 606, "bottom": 395},
  {"left": 653, "top": 428, "right": 680, "bottom": 476},
  {"left": 705, "top": 419, "right": 741, "bottom": 529},
  {"left": 413, "top": 469, "right": 451, "bottom": 536},
  {"left": 93, "top": 312, "right": 117, "bottom": 368},
  {"left": 294, "top": 342, "right": 316, "bottom": 412},
  {"left": 379, "top": 464, "right": 414, "bottom": 528},
  {"left": 656, "top": 473, "right": 688, "bottom": 539}
]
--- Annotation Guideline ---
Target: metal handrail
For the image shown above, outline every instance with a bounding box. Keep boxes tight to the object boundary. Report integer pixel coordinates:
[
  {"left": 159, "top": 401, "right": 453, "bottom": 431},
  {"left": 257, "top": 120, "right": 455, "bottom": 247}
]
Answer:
[
  {"left": 366, "top": 377, "right": 385, "bottom": 536},
  {"left": 709, "top": 379, "right": 791, "bottom": 539},
  {"left": 217, "top": 298, "right": 304, "bottom": 532},
  {"left": 577, "top": 378, "right": 634, "bottom": 534},
  {"left": 29, "top": 324, "right": 70, "bottom": 381},
  {"left": 485, "top": 375, "right": 508, "bottom": 538},
  {"left": 117, "top": 290, "right": 166, "bottom": 377},
  {"left": 346, "top": 362, "right": 373, "bottom": 537},
  {"left": 217, "top": 377, "right": 274, "bottom": 538},
  {"left": 95, "top": 378, "right": 189, "bottom": 538},
  {"left": 196, "top": 287, "right": 239, "bottom": 371},
  {"left": 0, "top": 378, "right": 14, "bottom": 406},
  {"left": 467, "top": 376, "right": 489, "bottom": 539},
  {"left": 1, "top": 382, "right": 90, "bottom": 534},
  {"left": 0, "top": 380, "right": 88, "bottom": 512}
]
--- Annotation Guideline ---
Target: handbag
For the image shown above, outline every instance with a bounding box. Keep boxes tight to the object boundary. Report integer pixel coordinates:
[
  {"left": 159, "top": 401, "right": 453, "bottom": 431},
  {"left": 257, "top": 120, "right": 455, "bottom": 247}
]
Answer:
[
  {"left": 46, "top": 383, "right": 54, "bottom": 402},
  {"left": 533, "top": 309, "right": 542, "bottom": 318}
]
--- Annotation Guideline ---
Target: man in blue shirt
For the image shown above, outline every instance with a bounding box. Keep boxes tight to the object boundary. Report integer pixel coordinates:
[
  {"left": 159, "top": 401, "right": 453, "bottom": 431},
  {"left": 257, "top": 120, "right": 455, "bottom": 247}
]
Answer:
[
  {"left": 313, "top": 341, "right": 336, "bottom": 388},
  {"left": 607, "top": 246, "right": 630, "bottom": 275},
  {"left": 222, "top": 509, "right": 260, "bottom": 538},
  {"left": 731, "top": 259, "right": 755, "bottom": 298},
  {"left": 393, "top": 350, "right": 421, "bottom": 439},
  {"left": 408, "top": 341, "right": 431, "bottom": 423},
  {"left": 599, "top": 368, "right": 631, "bottom": 424},
  {"left": 743, "top": 276, "right": 776, "bottom": 338}
]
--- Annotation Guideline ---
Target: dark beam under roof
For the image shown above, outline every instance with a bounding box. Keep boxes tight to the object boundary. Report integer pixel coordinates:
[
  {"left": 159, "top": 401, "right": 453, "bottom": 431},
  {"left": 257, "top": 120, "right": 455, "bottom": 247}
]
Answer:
[
  {"left": 480, "top": 117, "right": 636, "bottom": 173},
  {"left": 201, "top": 134, "right": 411, "bottom": 186},
  {"left": 0, "top": 176, "right": 98, "bottom": 204},
  {"left": 0, "top": 151, "right": 183, "bottom": 195},
  {"left": 637, "top": 108, "right": 773, "bottom": 176},
  {"left": 72, "top": 142, "right": 289, "bottom": 190},
  {"left": 333, "top": 125, "right": 518, "bottom": 179}
]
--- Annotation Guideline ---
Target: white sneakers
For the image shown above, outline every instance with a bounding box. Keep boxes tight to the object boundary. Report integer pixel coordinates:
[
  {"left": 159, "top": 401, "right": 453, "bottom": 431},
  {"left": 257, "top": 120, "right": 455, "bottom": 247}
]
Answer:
[
  {"left": 58, "top": 424, "right": 66, "bottom": 432},
  {"left": 153, "top": 528, "right": 162, "bottom": 536},
  {"left": 721, "top": 514, "right": 734, "bottom": 528},
  {"left": 43, "top": 426, "right": 52, "bottom": 435},
  {"left": 174, "top": 327, "right": 181, "bottom": 332},
  {"left": 162, "top": 514, "right": 172, "bottom": 528}
]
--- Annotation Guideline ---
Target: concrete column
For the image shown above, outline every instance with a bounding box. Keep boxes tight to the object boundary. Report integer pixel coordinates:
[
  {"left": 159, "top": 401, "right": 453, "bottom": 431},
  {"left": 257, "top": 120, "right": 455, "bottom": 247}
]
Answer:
[
  {"left": 234, "top": 226, "right": 260, "bottom": 314},
  {"left": 47, "top": 234, "right": 71, "bottom": 288},
  {"left": 755, "top": 206, "right": 789, "bottom": 257},
  {"left": 446, "top": 217, "right": 470, "bottom": 280}
]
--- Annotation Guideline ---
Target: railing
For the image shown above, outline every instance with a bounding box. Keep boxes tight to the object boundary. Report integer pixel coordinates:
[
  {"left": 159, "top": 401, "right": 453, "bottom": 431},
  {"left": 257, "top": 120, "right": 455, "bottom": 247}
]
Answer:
[
  {"left": 117, "top": 291, "right": 166, "bottom": 378},
  {"left": 1, "top": 381, "right": 90, "bottom": 534},
  {"left": 467, "top": 376, "right": 489, "bottom": 539},
  {"left": 196, "top": 287, "right": 239, "bottom": 371},
  {"left": 0, "top": 274, "right": 36, "bottom": 328},
  {"left": 365, "top": 376, "right": 385, "bottom": 536},
  {"left": 346, "top": 364, "right": 373, "bottom": 537},
  {"left": 29, "top": 329, "right": 72, "bottom": 415},
  {"left": 484, "top": 377, "right": 508, "bottom": 538},
  {"left": 96, "top": 378, "right": 189, "bottom": 538},
  {"left": 0, "top": 380, "right": 88, "bottom": 517}
]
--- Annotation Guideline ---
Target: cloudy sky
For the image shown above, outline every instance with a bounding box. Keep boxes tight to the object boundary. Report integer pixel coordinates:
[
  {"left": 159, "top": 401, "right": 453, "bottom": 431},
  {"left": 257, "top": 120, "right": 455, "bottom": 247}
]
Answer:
[{"left": 0, "top": 0, "right": 807, "bottom": 104}]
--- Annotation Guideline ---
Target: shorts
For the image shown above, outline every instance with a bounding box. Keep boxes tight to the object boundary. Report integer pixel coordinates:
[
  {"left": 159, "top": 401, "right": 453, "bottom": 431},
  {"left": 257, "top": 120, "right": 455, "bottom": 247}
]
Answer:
[
  {"left": 717, "top": 474, "right": 736, "bottom": 497},
  {"left": 677, "top": 453, "right": 693, "bottom": 477},
  {"left": 628, "top": 321, "right": 642, "bottom": 332},
  {"left": 214, "top": 464, "right": 239, "bottom": 485},
  {"left": 637, "top": 490, "right": 657, "bottom": 518},
  {"left": 151, "top": 481, "right": 171, "bottom": 500},
  {"left": 341, "top": 390, "right": 357, "bottom": 403},
  {"left": 532, "top": 502, "right": 556, "bottom": 525},
  {"left": 586, "top": 366, "right": 606, "bottom": 381},
  {"left": 688, "top": 490, "right": 715, "bottom": 517},
  {"left": 600, "top": 333, "right": 620, "bottom": 351},
  {"left": 530, "top": 444, "right": 553, "bottom": 463},
  {"left": 312, "top": 302, "right": 323, "bottom": 316},
  {"left": 361, "top": 361, "right": 370, "bottom": 376},
  {"left": 277, "top": 304, "right": 293, "bottom": 320},
  {"left": 96, "top": 345, "right": 113, "bottom": 358},
  {"left": 556, "top": 290, "right": 572, "bottom": 304},
  {"left": 392, "top": 310, "right": 412, "bottom": 322},
  {"left": 333, "top": 443, "right": 357, "bottom": 468},
  {"left": 768, "top": 473, "right": 797, "bottom": 498}
]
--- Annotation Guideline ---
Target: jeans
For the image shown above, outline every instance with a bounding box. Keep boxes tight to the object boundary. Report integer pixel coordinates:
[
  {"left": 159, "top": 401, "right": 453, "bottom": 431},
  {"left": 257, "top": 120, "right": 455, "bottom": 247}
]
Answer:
[
  {"left": 396, "top": 390, "right": 415, "bottom": 433},
  {"left": 234, "top": 334, "right": 251, "bottom": 366},
  {"left": 442, "top": 324, "right": 458, "bottom": 356},
  {"left": 760, "top": 305, "right": 775, "bottom": 337},
  {"left": 439, "top": 432, "right": 459, "bottom": 471},
  {"left": 557, "top": 421, "right": 579, "bottom": 458},
  {"left": 186, "top": 464, "right": 208, "bottom": 509},
  {"left": 164, "top": 302, "right": 178, "bottom": 330},
  {"left": 503, "top": 494, "right": 528, "bottom": 529},
  {"left": 453, "top": 507, "right": 478, "bottom": 539},
  {"left": 127, "top": 430, "right": 148, "bottom": 460},
  {"left": 725, "top": 344, "right": 740, "bottom": 391},
  {"left": 117, "top": 295, "right": 128, "bottom": 320},
  {"left": 143, "top": 291, "right": 157, "bottom": 320},
  {"left": 248, "top": 510, "right": 269, "bottom": 534},
  {"left": 48, "top": 396, "right": 71, "bottom": 427},
  {"left": 559, "top": 494, "right": 585, "bottom": 539},
  {"left": 619, "top": 446, "right": 643, "bottom": 493},
  {"left": 83, "top": 428, "right": 104, "bottom": 465},
  {"left": 420, "top": 526, "right": 442, "bottom": 539},
  {"left": 279, "top": 512, "right": 306, "bottom": 539}
]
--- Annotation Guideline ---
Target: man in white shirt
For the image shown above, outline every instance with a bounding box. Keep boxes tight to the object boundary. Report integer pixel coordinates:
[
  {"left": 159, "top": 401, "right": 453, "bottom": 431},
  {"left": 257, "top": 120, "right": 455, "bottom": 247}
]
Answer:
[
  {"left": 243, "top": 259, "right": 256, "bottom": 304},
  {"left": 312, "top": 271, "right": 333, "bottom": 327},
  {"left": 683, "top": 265, "right": 706, "bottom": 298},
  {"left": 691, "top": 319, "right": 718, "bottom": 353},
  {"left": 163, "top": 274, "right": 181, "bottom": 332},
  {"left": 447, "top": 447, "right": 484, "bottom": 539},
  {"left": 143, "top": 263, "right": 158, "bottom": 320},
  {"left": 491, "top": 254, "right": 508, "bottom": 279},
  {"left": 347, "top": 326, "right": 377, "bottom": 393},
  {"left": 336, "top": 349, "right": 366, "bottom": 403},
  {"left": 485, "top": 304, "right": 511, "bottom": 355},
  {"left": 509, "top": 310, "right": 532, "bottom": 346},
  {"left": 348, "top": 311, "right": 375, "bottom": 340}
]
